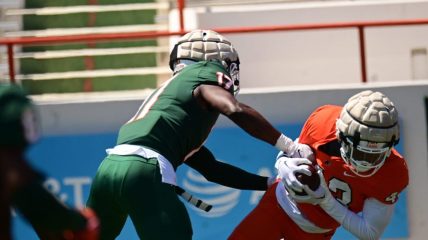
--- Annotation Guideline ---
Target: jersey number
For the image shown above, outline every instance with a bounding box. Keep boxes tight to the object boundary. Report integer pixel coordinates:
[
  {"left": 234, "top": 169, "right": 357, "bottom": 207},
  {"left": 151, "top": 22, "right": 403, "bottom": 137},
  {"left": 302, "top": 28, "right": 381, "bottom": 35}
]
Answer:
[
  {"left": 385, "top": 192, "right": 399, "bottom": 203},
  {"left": 216, "top": 72, "right": 233, "bottom": 90},
  {"left": 328, "top": 178, "right": 400, "bottom": 205},
  {"left": 328, "top": 178, "right": 352, "bottom": 205}
]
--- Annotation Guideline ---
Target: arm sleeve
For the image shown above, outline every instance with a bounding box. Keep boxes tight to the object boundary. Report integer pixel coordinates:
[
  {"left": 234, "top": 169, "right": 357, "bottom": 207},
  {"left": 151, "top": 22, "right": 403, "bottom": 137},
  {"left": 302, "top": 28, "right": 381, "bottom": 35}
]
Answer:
[
  {"left": 320, "top": 196, "right": 394, "bottom": 240},
  {"left": 185, "top": 146, "right": 269, "bottom": 190}
]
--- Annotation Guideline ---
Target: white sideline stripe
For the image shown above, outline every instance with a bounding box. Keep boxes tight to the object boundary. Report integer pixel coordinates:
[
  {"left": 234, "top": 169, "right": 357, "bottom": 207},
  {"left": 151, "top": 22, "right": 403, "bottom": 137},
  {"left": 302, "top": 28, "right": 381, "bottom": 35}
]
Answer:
[
  {"left": 14, "top": 46, "right": 170, "bottom": 59},
  {"left": 15, "top": 66, "right": 171, "bottom": 81},
  {"left": 4, "top": 24, "right": 168, "bottom": 38},
  {"left": 6, "top": 2, "right": 170, "bottom": 16}
]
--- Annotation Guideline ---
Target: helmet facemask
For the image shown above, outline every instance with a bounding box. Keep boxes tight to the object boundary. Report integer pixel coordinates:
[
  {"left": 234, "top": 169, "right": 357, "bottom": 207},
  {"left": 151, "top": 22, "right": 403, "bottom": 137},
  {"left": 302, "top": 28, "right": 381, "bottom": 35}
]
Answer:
[
  {"left": 339, "top": 134, "right": 392, "bottom": 177},
  {"left": 225, "top": 59, "right": 240, "bottom": 96}
]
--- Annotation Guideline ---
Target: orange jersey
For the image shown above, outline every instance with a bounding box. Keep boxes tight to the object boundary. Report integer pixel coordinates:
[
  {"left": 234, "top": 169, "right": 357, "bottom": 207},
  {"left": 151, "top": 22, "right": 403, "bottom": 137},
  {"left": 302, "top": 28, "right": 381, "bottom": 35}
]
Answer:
[{"left": 297, "top": 105, "right": 409, "bottom": 230}]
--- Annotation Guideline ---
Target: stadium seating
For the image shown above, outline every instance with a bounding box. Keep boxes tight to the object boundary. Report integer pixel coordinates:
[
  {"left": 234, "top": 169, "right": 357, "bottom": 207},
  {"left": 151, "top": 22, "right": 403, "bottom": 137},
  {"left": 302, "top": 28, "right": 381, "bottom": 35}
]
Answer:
[{"left": 3, "top": 0, "right": 171, "bottom": 94}]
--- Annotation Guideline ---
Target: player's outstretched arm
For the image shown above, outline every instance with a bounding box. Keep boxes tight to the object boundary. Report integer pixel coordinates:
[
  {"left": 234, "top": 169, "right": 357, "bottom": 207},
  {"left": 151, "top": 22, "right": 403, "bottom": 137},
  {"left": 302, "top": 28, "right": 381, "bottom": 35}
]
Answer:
[
  {"left": 185, "top": 146, "right": 273, "bottom": 190},
  {"left": 194, "top": 84, "right": 296, "bottom": 155}
]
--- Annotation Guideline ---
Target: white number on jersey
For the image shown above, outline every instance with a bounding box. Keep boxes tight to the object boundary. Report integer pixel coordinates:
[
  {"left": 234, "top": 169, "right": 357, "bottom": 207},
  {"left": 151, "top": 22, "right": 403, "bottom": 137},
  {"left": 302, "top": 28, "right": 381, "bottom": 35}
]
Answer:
[
  {"left": 328, "top": 178, "right": 352, "bottom": 205},
  {"left": 385, "top": 192, "right": 399, "bottom": 203}
]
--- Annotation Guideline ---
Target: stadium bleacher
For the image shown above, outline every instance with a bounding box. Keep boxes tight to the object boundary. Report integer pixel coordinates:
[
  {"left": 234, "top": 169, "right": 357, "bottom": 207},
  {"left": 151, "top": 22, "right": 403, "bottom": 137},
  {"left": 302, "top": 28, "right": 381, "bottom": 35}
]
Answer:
[{"left": 2, "top": 0, "right": 171, "bottom": 94}]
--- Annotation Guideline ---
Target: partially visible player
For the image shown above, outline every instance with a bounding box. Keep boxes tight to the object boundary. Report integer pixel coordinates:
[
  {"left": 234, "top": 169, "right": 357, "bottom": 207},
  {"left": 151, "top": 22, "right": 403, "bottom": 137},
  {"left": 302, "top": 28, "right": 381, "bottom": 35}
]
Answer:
[
  {"left": 86, "top": 29, "right": 308, "bottom": 240},
  {"left": 0, "top": 84, "right": 99, "bottom": 240},
  {"left": 229, "top": 90, "right": 409, "bottom": 240}
]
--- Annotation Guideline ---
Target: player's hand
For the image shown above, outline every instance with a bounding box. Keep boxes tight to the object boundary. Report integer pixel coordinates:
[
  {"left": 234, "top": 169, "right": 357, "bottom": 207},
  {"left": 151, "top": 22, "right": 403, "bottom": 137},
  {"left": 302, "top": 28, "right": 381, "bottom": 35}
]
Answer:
[
  {"left": 293, "top": 169, "right": 328, "bottom": 205},
  {"left": 291, "top": 139, "right": 314, "bottom": 161},
  {"left": 275, "top": 155, "right": 313, "bottom": 193},
  {"left": 63, "top": 208, "right": 100, "bottom": 240}
]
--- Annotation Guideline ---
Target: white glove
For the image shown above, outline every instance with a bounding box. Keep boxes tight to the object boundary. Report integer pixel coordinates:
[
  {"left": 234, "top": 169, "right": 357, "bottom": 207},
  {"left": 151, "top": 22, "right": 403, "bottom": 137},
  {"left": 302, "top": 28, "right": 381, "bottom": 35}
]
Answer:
[
  {"left": 275, "top": 154, "right": 313, "bottom": 193},
  {"left": 292, "top": 168, "right": 329, "bottom": 205},
  {"left": 291, "top": 138, "right": 314, "bottom": 161}
]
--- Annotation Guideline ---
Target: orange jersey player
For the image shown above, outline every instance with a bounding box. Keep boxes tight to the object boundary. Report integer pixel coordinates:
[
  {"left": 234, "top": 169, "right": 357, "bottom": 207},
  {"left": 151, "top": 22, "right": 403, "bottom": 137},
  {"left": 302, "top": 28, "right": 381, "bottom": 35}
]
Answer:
[{"left": 229, "top": 90, "right": 409, "bottom": 240}]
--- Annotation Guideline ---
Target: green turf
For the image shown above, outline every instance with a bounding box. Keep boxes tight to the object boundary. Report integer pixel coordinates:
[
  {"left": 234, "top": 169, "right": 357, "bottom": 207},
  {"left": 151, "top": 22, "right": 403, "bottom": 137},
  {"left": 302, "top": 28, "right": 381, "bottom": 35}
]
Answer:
[{"left": 21, "top": 0, "right": 159, "bottom": 95}]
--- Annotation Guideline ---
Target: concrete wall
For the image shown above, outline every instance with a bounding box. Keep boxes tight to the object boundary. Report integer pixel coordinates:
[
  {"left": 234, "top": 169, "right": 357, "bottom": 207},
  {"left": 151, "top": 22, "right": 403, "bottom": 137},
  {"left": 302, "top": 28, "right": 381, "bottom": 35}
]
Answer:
[
  {"left": 170, "top": 0, "right": 428, "bottom": 88},
  {"left": 32, "top": 80, "right": 428, "bottom": 239}
]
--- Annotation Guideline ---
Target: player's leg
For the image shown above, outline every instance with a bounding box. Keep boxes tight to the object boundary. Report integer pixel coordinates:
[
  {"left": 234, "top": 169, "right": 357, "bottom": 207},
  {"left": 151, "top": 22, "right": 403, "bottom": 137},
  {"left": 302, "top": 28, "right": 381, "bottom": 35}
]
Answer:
[
  {"left": 122, "top": 158, "right": 193, "bottom": 240},
  {"left": 228, "top": 184, "right": 283, "bottom": 240},
  {"left": 86, "top": 156, "right": 128, "bottom": 240}
]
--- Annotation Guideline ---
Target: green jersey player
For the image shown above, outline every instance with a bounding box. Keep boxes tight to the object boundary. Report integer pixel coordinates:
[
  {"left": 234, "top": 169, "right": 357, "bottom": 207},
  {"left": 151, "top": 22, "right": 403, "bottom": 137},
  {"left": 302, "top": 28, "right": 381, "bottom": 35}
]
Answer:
[
  {"left": 86, "top": 29, "right": 305, "bottom": 240},
  {"left": 0, "top": 84, "right": 99, "bottom": 240}
]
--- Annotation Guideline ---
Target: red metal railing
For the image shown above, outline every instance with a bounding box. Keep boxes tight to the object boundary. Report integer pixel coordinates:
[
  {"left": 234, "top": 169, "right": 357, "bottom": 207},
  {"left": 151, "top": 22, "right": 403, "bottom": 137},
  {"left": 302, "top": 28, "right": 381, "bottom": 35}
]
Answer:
[{"left": 1, "top": 0, "right": 428, "bottom": 84}]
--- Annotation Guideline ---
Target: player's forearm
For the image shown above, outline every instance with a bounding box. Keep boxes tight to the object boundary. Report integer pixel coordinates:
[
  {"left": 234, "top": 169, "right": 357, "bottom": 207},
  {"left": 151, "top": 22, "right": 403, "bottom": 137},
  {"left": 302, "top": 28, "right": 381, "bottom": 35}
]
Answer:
[
  {"left": 320, "top": 196, "right": 392, "bottom": 240},
  {"left": 186, "top": 146, "right": 269, "bottom": 190},
  {"left": 228, "top": 103, "right": 281, "bottom": 146},
  {"left": 206, "top": 162, "right": 269, "bottom": 190}
]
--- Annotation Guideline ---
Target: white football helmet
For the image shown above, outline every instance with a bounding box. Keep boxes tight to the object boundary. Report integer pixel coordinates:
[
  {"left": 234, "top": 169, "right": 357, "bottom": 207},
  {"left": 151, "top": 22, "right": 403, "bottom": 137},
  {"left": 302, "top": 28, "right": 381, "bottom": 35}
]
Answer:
[
  {"left": 336, "top": 90, "right": 399, "bottom": 177},
  {"left": 169, "top": 29, "right": 240, "bottom": 95}
]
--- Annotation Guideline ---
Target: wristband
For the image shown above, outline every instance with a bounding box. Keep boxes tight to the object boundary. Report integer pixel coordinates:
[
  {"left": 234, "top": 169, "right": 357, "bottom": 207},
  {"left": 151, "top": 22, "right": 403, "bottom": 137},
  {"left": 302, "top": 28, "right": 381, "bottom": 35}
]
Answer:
[{"left": 275, "top": 134, "right": 297, "bottom": 155}]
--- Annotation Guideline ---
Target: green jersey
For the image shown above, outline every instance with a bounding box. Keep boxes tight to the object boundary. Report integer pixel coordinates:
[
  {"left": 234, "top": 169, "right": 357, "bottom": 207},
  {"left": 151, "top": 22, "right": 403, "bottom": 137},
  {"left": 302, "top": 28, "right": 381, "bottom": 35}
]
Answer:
[
  {"left": 0, "top": 84, "right": 38, "bottom": 147},
  {"left": 117, "top": 60, "right": 235, "bottom": 169}
]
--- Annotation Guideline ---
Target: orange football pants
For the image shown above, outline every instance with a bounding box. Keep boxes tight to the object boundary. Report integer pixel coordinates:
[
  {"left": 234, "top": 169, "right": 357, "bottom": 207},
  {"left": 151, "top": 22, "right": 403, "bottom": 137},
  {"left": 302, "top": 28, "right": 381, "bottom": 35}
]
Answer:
[{"left": 228, "top": 182, "right": 334, "bottom": 240}]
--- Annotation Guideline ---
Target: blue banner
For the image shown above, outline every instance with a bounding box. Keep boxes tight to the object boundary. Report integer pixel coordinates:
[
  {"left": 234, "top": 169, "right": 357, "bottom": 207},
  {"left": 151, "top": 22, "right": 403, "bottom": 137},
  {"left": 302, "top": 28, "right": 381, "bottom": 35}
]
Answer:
[{"left": 13, "top": 124, "right": 408, "bottom": 239}]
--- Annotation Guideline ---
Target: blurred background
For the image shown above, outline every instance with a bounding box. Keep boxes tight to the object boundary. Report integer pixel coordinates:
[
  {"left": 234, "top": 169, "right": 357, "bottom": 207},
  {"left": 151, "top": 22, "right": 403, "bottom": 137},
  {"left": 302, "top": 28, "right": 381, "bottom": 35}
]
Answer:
[{"left": 1, "top": 0, "right": 427, "bottom": 239}]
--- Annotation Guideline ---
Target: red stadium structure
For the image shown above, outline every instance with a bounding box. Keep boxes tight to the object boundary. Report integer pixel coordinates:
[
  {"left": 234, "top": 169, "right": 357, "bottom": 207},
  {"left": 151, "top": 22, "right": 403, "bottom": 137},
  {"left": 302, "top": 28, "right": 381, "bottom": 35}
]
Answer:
[{"left": 1, "top": 0, "right": 428, "bottom": 84}]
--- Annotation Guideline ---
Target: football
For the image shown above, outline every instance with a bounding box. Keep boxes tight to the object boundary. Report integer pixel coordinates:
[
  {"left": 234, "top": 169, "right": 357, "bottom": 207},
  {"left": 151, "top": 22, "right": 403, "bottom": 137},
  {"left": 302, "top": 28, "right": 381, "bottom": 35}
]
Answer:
[{"left": 294, "top": 163, "right": 320, "bottom": 196}]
